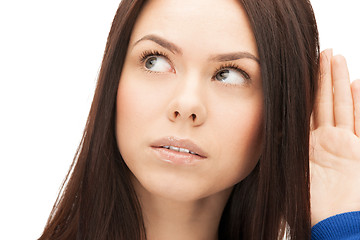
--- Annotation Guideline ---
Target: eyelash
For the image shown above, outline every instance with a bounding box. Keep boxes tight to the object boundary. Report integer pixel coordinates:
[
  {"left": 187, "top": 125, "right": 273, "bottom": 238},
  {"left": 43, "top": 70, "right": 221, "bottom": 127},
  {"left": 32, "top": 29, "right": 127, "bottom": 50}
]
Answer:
[
  {"left": 139, "top": 50, "right": 251, "bottom": 83},
  {"left": 212, "top": 63, "right": 251, "bottom": 83},
  {"left": 139, "top": 50, "right": 172, "bottom": 70}
]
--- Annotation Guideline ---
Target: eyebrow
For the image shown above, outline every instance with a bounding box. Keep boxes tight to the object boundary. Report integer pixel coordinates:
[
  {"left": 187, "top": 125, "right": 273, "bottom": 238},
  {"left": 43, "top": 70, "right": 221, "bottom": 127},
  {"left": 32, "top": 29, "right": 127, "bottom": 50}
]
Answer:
[
  {"left": 133, "top": 34, "right": 182, "bottom": 54},
  {"left": 209, "top": 52, "right": 259, "bottom": 64},
  {"left": 132, "top": 34, "right": 260, "bottom": 63}
]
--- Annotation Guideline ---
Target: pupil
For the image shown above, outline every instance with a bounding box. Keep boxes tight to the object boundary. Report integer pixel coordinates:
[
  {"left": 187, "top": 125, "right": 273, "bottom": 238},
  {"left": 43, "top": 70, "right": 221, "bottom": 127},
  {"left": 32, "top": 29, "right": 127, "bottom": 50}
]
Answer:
[
  {"left": 217, "top": 70, "right": 229, "bottom": 81},
  {"left": 146, "top": 57, "right": 157, "bottom": 69}
]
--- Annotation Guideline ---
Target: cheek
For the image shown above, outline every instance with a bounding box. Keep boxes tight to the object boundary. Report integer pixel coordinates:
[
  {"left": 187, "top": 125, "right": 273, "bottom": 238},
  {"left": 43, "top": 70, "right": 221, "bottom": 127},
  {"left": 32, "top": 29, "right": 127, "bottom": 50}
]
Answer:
[
  {"left": 115, "top": 73, "right": 153, "bottom": 162},
  {"left": 115, "top": 64, "right": 264, "bottom": 200},
  {"left": 117, "top": 81, "right": 152, "bottom": 128},
  {"left": 115, "top": 69, "right": 172, "bottom": 171},
  {"left": 116, "top": 72, "right": 163, "bottom": 139},
  {"left": 211, "top": 97, "right": 263, "bottom": 185}
]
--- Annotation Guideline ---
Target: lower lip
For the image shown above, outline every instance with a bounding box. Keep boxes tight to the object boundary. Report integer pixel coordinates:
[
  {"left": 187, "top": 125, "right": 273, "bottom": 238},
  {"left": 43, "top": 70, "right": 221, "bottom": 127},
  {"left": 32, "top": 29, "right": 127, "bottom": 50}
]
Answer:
[{"left": 151, "top": 147, "right": 206, "bottom": 165}]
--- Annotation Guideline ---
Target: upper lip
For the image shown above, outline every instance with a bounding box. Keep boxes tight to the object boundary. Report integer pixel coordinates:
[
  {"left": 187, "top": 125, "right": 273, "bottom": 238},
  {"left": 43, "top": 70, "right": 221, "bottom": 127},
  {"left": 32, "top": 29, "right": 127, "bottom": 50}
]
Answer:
[{"left": 151, "top": 136, "right": 207, "bottom": 158}]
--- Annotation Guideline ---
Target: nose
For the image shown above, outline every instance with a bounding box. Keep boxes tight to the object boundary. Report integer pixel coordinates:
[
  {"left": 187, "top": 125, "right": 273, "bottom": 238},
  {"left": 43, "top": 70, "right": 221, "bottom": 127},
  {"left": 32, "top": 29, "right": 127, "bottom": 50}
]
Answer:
[{"left": 166, "top": 77, "right": 207, "bottom": 127}]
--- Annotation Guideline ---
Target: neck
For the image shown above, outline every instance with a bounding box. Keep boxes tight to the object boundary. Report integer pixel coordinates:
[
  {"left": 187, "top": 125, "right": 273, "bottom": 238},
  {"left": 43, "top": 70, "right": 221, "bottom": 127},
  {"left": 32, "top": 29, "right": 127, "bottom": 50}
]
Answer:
[{"left": 132, "top": 177, "right": 233, "bottom": 240}]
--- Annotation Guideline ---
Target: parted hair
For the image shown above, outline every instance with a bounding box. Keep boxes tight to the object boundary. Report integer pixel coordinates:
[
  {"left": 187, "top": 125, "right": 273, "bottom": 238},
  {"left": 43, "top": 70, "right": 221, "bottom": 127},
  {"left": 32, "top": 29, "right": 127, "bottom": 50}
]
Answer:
[{"left": 39, "top": 0, "right": 319, "bottom": 239}]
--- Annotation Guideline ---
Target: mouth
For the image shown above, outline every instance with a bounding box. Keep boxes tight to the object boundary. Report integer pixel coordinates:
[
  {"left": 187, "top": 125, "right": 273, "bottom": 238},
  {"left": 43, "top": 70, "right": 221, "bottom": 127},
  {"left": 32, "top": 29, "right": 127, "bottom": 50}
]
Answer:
[
  {"left": 150, "top": 136, "right": 207, "bottom": 158},
  {"left": 155, "top": 145, "right": 202, "bottom": 157}
]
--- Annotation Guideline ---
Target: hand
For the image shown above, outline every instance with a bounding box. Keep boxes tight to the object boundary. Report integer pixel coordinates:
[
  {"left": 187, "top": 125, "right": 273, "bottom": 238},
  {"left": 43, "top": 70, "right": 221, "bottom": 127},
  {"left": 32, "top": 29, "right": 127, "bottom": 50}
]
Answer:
[{"left": 310, "top": 49, "right": 360, "bottom": 226}]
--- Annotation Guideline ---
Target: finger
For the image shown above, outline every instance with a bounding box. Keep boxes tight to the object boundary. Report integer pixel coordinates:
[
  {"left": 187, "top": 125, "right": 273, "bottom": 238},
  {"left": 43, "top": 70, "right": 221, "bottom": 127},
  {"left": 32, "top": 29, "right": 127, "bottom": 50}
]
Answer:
[
  {"left": 310, "top": 112, "right": 315, "bottom": 131},
  {"left": 313, "top": 49, "right": 334, "bottom": 128},
  {"left": 332, "top": 55, "right": 354, "bottom": 132},
  {"left": 351, "top": 79, "right": 360, "bottom": 137}
]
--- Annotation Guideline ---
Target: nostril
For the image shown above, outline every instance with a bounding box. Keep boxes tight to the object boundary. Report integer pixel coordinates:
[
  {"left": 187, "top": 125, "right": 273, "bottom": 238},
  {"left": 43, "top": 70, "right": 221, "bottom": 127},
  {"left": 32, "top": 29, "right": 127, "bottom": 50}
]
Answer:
[
  {"left": 174, "top": 111, "right": 180, "bottom": 118},
  {"left": 191, "top": 113, "right": 196, "bottom": 121}
]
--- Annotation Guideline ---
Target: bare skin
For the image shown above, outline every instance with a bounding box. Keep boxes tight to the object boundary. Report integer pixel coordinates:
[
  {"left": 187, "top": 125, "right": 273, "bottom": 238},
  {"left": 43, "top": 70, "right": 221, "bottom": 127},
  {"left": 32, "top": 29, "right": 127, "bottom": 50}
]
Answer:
[
  {"left": 116, "top": 0, "right": 262, "bottom": 239},
  {"left": 131, "top": 176, "right": 232, "bottom": 240},
  {"left": 310, "top": 49, "right": 360, "bottom": 226},
  {"left": 115, "top": 0, "right": 360, "bottom": 238}
]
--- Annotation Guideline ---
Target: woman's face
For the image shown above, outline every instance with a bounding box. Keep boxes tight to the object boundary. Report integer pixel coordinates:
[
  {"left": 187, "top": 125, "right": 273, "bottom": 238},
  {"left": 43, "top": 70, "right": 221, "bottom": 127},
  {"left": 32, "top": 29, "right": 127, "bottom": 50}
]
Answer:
[{"left": 116, "top": 0, "right": 263, "bottom": 201}]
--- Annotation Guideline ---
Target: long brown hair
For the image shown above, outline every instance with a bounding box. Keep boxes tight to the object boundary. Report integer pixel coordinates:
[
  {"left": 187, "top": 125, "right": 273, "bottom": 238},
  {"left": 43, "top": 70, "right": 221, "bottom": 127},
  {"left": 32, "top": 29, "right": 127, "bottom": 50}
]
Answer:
[{"left": 39, "top": 0, "right": 319, "bottom": 239}]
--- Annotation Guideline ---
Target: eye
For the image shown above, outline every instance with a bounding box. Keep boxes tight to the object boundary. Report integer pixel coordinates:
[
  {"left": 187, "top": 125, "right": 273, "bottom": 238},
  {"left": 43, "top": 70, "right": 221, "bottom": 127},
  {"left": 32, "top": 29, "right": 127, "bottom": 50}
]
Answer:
[
  {"left": 214, "top": 65, "right": 250, "bottom": 86},
  {"left": 144, "top": 55, "right": 172, "bottom": 73}
]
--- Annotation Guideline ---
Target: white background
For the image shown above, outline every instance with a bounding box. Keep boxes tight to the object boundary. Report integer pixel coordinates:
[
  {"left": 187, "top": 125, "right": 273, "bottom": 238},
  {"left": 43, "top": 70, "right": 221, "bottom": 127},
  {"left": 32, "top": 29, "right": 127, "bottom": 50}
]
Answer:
[{"left": 0, "top": 1, "right": 359, "bottom": 239}]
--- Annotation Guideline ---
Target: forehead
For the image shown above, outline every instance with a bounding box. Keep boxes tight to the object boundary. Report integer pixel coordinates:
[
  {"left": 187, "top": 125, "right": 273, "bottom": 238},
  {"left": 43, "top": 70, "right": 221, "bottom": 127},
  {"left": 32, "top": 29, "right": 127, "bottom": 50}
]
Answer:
[{"left": 130, "top": 0, "right": 258, "bottom": 57}]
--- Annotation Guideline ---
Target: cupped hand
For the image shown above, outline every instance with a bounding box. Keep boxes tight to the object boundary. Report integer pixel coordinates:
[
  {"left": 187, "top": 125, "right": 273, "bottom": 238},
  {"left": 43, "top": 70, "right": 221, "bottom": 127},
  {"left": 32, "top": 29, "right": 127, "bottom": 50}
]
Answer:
[{"left": 310, "top": 49, "right": 360, "bottom": 226}]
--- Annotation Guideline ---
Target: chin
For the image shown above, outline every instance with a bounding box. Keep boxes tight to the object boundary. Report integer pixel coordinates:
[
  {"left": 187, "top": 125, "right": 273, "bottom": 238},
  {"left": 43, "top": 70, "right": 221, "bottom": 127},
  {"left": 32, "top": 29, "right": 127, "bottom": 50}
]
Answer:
[{"left": 132, "top": 173, "right": 221, "bottom": 202}]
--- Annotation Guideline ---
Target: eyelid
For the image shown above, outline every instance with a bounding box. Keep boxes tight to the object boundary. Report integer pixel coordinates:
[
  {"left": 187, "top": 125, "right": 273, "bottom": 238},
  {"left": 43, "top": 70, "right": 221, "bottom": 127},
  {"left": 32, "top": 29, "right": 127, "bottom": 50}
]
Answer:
[
  {"left": 138, "top": 50, "right": 251, "bottom": 84},
  {"left": 213, "top": 63, "right": 251, "bottom": 83},
  {"left": 139, "top": 49, "right": 175, "bottom": 73}
]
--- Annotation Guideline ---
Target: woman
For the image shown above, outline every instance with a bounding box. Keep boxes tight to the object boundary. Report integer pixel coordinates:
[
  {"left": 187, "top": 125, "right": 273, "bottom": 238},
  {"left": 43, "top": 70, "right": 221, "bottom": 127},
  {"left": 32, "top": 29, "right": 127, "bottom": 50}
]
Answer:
[{"left": 39, "top": 0, "right": 360, "bottom": 239}]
